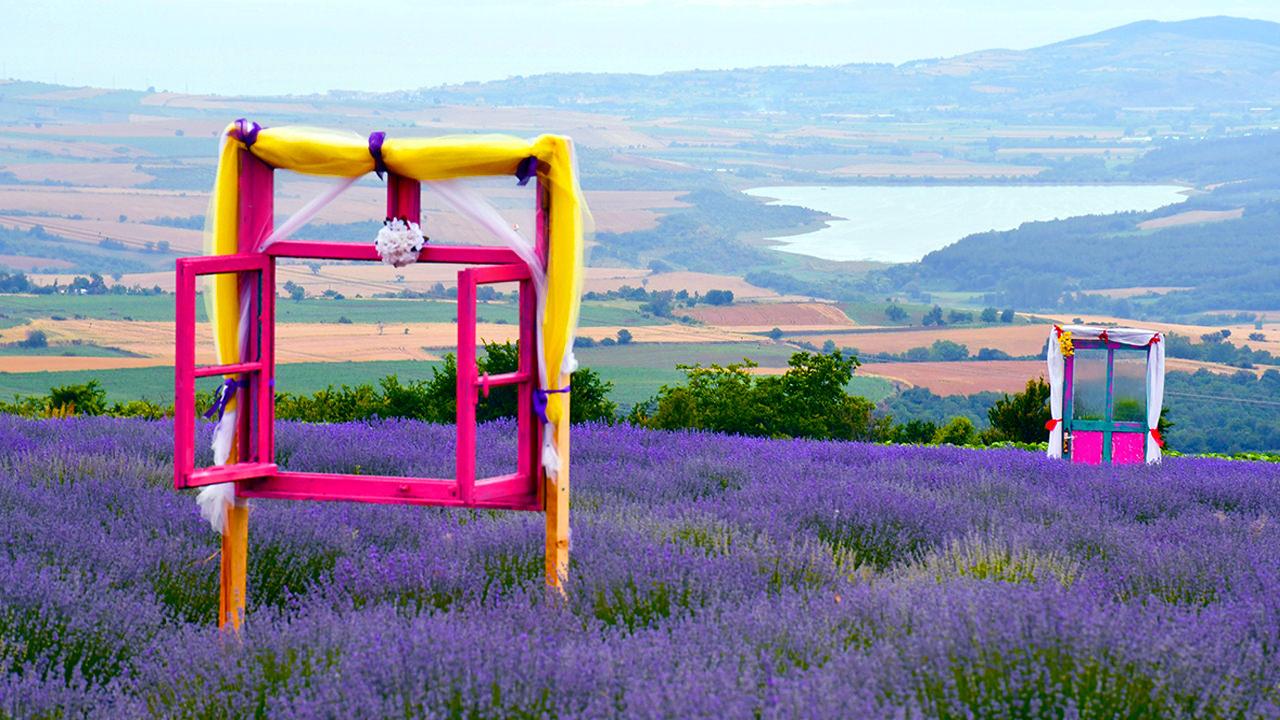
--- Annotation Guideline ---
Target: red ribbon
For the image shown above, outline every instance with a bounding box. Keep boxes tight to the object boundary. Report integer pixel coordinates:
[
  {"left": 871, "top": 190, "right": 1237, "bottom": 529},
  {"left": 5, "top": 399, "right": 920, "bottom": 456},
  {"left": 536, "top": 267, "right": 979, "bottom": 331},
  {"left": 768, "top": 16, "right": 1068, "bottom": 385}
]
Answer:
[
  {"left": 1045, "top": 418, "right": 1061, "bottom": 431},
  {"left": 1149, "top": 428, "right": 1165, "bottom": 448},
  {"left": 1149, "top": 334, "right": 1161, "bottom": 345},
  {"left": 1054, "top": 325, "right": 1063, "bottom": 338},
  {"left": 1099, "top": 330, "right": 1109, "bottom": 343}
]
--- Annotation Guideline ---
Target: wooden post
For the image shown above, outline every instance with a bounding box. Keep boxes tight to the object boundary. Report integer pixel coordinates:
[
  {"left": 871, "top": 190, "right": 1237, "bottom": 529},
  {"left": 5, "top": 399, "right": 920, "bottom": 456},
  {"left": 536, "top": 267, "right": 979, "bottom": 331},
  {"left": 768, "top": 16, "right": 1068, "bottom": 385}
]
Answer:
[
  {"left": 220, "top": 505, "right": 249, "bottom": 629},
  {"left": 534, "top": 175, "right": 570, "bottom": 591},
  {"left": 217, "top": 149, "right": 273, "bottom": 630},
  {"left": 545, "top": 382, "right": 570, "bottom": 590}
]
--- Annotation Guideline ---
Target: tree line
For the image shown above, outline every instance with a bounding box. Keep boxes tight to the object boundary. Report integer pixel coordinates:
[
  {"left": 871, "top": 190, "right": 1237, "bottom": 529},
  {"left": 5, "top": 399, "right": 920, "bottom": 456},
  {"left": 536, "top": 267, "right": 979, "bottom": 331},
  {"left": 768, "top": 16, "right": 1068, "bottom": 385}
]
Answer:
[{"left": 5, "top": 346, "right": 1276, "bottom": 455}]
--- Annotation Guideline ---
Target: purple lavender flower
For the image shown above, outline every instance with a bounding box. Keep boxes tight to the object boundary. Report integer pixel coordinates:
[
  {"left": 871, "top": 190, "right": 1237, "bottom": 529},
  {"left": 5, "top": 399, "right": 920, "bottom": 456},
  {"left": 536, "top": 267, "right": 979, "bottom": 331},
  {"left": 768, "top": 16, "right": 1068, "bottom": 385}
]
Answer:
[{"left": 2, "top": 415, "right": 1280, "bottom": 717}]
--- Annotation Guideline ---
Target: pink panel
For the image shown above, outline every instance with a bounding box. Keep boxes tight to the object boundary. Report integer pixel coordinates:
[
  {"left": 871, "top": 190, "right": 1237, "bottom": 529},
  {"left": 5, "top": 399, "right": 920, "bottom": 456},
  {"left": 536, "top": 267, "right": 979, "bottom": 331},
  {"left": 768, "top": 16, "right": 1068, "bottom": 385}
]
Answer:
[
  {"left": 1112, "top": 432, "right": 1146, "bottom": 465},
  {"left": 1071, "top": 431, "right": 1103, "bottom": 465}
]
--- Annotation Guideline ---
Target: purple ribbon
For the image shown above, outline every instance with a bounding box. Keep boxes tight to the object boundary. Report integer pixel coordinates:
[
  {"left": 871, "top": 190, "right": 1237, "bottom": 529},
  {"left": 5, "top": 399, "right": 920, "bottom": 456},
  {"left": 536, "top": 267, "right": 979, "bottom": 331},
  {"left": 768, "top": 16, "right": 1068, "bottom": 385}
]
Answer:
[
  {"left": 369, "top": 131, "right": 387, "bottom": 179},
  {"left": 233, "top": 118, "right": 261, "bottom": 147},
  {"left": 515, "top": 156, "right": 538, "bottom": 186},
  {"left": 532, "top": 386, "right": 571, "bottom": 423},
  {"left": 203, "top": 378, "right": 239, "bottom": 422}
]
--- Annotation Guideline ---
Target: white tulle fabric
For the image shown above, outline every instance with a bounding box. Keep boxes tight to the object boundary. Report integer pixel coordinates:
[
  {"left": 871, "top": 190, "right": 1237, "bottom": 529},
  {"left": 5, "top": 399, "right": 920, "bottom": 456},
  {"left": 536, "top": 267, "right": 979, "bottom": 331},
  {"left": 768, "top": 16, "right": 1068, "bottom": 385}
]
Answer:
[
  {"left": 258, "top": 176, "right": 359, "bottom": 252},
  {"left": 1044, "top": 325, "right": 1165, "bottom": 464},
  {"left": 425, "top": 179, "right": 578, "bottom": 475},
  {"left": 1046, "top": 330, "right": 1065, "bottom": 459},
  {"left": 198, "top": 284, "right": 252, "bottom": 533}
]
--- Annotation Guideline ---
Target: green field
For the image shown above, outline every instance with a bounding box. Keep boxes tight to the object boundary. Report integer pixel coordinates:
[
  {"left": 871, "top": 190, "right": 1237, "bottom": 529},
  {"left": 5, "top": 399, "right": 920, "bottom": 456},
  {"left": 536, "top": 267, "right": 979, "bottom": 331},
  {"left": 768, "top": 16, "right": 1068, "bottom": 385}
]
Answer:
[
  {"left": 838, "top": 300, "right": 1032, "bottom": 327},
  {"left": 0, "top": 342, "right": 139, "bottom": 357},
  {"left": 575, "top": 341, "right": 797, "bottom": 369},
  {"left": 0, "top": 294, "right": 658, "bottom": 327}
]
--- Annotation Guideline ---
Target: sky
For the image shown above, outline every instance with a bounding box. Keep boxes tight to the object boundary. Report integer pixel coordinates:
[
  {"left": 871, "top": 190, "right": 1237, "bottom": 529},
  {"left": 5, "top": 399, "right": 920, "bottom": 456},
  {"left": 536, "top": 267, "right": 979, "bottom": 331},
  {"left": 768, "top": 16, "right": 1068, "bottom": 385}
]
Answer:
[{"left": 5, "top": 0, "right": 1280, "bottom": 96}]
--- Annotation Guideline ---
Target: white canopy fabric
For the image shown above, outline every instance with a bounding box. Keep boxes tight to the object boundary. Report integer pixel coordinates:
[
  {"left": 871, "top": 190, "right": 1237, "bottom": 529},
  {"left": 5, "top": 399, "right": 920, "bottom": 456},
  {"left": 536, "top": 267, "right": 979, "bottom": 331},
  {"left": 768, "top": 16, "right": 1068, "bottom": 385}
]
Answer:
[{"left": 1045, "top": 324, "right": 1166, "bottom": 463}]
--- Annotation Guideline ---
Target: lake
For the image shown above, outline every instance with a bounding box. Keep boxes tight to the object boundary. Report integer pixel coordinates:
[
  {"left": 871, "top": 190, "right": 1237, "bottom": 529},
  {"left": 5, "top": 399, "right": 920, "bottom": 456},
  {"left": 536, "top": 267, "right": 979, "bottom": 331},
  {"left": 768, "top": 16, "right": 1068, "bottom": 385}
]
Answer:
[{"left": 745, "top": 184, "right": 1189, "bottom": 263}]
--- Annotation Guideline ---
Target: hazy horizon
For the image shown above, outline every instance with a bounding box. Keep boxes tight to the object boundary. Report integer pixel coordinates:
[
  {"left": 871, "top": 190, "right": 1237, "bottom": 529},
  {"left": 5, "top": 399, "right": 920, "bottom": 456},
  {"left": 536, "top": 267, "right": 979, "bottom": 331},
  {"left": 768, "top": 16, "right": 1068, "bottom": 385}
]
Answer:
[{"left": 7, "top": 1, "right": 1280, "bottom": 96}]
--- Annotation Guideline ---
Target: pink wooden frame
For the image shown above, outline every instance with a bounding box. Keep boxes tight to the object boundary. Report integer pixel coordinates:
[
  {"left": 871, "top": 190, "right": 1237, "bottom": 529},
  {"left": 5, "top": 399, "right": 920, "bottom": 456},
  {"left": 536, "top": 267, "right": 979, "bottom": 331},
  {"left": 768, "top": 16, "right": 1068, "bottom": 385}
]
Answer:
[{"left": 173, "top": 154, "right": 544, "bottom": 513}]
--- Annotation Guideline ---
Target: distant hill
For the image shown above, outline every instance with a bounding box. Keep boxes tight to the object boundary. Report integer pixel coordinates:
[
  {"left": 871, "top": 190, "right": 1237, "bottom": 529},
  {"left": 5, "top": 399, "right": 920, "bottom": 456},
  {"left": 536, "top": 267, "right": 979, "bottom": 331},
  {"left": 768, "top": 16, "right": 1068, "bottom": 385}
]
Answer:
[{"left": 371, "top": 16, "right": 1280, "bottom": 124}]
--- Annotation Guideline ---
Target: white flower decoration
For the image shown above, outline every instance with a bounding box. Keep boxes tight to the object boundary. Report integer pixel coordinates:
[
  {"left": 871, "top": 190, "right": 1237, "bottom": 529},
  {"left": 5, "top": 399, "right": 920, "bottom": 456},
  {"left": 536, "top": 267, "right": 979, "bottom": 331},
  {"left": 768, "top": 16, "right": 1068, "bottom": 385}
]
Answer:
[{"left": 375, "top": 218, "right": 426, "bottom": 267}]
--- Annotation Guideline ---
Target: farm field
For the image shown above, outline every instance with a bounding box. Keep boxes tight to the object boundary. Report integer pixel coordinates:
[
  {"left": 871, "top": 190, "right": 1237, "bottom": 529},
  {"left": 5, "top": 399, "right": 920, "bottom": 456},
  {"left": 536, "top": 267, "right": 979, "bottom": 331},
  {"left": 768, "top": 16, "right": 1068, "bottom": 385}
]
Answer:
[
  {"left": 860, "top": 357, "right": 1264, "bottom": 395},
  {"left": 684, "top": 302, "right": 853, "bottom": 330},
  {"left": 0, "top": 294, "right": 660, "bottom": 328},
  {"left": 5, "top": 416, "right": 1280, "bottom": 716},
  {"left": 0, "top": 340, "right": 895, "bottom": 407},
  {"left": 859, "top": 360, "right": 1045, "bottom": 394},
  {"left": 806, "top": 324, "right": 1049, "bottom": 357}
]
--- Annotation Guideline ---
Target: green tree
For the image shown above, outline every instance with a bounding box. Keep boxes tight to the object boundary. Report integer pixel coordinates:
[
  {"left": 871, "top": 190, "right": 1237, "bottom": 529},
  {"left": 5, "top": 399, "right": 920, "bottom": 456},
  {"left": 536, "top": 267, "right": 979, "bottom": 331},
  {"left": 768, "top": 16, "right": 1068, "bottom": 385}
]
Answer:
[
  {"left": 933, "top": 416, "right": 978, "bottom": 446},
  {"left": 891, "top": 418, "right": 939, "bottom": 444},
  {"left": 929, "top": 339, "right": 969, "bottom": 361},
  {"left": 922, "top": 305, "right": 945, "bottom": 326},
  {"left": 20, "top": 329, "right": 48, "bottom": 348},
  {"left": 1000, "top": 308, "right": 1015, "bottom": 323},
  {"left": 631, "top": 350, "right": 885, "bottom": 441},
  {"left": 980, "top": 307, "right": 999, "bottom": 323},
  {"left": 885, "top": 304, "right": 909, "bottom": 322},
  {"left": 46, "top": 380, "right": 108, "bottom": 416},
  {"left": 616, "top": 328, "right": 633, "bottom": 345},
  {"left": 986, "top": 377, "right": 1051, "bottom": 443},
  {"left": 703, "top": 289, "right": 734, "bottom": 306}
]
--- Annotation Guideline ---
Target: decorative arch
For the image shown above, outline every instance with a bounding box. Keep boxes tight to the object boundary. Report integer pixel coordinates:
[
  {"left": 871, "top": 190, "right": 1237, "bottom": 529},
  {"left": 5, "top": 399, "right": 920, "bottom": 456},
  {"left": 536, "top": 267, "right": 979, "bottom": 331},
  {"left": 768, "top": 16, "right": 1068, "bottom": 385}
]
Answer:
[{"left": 174, "top": 121, "right": 587, "bottom": 628}]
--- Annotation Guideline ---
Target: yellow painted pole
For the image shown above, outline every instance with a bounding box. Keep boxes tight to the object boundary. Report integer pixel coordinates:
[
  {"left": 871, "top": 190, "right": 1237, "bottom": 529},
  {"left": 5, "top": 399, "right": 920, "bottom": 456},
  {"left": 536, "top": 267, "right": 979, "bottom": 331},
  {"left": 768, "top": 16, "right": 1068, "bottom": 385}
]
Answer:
[{"left": 545, "top": 376, "right": 570, "bottom": 591}]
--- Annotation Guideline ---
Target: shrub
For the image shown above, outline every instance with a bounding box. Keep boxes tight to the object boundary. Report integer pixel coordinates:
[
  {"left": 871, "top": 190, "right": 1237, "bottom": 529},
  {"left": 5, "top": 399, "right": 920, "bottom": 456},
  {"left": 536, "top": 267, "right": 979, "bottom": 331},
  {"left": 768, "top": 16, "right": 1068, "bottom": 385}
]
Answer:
[
  {"left": 933, "top": 416, "right": 978, "bottom": 446},
  {"left": 922, "top": 305, "right": 945, "bottom": 326},
  {"left": 631, "top": 350, "right": 885, "bottom": 441},
  {"left": 986, "top": 377, "right": 1051, "bottom": 443},
  {"left": 20, "top": 329, "right": 48, "bottom": 348},
  {"left": 703, "top": 289, "right": 734, "bottom": 306}
]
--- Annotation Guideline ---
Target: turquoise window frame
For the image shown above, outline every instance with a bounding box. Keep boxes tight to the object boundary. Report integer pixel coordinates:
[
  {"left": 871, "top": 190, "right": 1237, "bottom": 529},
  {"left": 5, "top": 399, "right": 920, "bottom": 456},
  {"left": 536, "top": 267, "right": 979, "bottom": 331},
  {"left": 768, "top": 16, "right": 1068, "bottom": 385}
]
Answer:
[{"left": 1064, "top": 339, "right": 1149, "bottom": 463}]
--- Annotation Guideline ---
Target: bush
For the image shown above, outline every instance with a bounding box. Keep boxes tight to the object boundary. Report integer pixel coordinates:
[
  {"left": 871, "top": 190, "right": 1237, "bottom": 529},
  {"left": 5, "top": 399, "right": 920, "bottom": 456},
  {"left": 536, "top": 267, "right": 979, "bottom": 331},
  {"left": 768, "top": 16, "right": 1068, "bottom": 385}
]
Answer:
[
  {"left": 922, "top": 306, "right": 945, "bottom": 326},
  {"left": 891, "top": 419, "right": 939, "bottom": 444},
  {"left": 933, "top": 416, "right": 978, "bottom": 446},
  {"left": 703, "top": 289, "right": 734, "bottom": 306},
  {"left": 986, "top": 377, "right": 1051, "bottom": 444},
  {"left": 47, "top": 381, "right": 109, "bottom": 417},
  {"left": 980, "top": 307, "right": 999, "bottom": 323},
  {"left": 20, "top": 329, "right": 48, "bottom": 349},
  {"left": 885, "top": 304, "right": 909, "bottom": 322},
  {"left": 630, "top": 350, "right": 886, "bottom": 441}
]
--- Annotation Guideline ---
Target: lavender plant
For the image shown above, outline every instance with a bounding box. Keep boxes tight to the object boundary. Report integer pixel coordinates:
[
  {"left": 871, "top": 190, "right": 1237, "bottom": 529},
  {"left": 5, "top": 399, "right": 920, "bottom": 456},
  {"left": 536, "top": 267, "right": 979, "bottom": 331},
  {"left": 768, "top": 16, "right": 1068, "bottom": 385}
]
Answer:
[{"left": 2, "top": 415, "right": 1280, "bottom": 718}]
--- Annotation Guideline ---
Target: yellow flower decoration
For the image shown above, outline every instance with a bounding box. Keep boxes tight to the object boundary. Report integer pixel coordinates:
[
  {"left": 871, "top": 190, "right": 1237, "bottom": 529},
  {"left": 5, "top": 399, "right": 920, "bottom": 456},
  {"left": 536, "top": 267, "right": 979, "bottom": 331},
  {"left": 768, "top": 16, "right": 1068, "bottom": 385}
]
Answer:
[{"left": 1059, "top": 331, "right": 1075, "bottom": 358}]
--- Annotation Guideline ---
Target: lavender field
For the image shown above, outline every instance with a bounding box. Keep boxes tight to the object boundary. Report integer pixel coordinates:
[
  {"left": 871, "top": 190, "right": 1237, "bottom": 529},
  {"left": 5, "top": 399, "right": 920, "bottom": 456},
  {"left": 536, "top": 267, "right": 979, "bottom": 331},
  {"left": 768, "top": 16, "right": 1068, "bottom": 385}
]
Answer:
[{"left": 3, "top": 416, "right": 1280, "bottom": 718}]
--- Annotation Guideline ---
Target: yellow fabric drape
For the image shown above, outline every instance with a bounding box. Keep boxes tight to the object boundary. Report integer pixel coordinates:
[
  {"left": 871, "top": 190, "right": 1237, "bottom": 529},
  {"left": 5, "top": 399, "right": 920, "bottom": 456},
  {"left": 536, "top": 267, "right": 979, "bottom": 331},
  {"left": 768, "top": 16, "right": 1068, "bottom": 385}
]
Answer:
[
  {"left": 206, "top": 123, "right": 587, "bottom": 425},
  {"left": 207, "top": 134, "right": 243, "bottom": 425}
]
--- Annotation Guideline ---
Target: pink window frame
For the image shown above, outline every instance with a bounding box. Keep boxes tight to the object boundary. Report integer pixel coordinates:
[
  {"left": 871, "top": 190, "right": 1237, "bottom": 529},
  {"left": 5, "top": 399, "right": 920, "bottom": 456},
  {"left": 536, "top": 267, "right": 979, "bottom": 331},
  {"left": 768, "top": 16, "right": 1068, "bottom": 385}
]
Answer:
[{"left": 173, "top": 152, "right": 545, "bottom": 513}]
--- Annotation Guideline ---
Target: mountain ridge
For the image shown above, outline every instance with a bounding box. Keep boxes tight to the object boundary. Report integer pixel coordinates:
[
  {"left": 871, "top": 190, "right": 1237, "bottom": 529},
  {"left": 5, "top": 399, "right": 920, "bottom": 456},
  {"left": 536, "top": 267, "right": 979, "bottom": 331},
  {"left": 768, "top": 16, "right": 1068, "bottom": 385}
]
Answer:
[{"left": 357, "top": 16, "right": 1280, "bottom": 124}]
